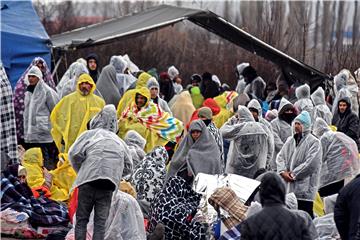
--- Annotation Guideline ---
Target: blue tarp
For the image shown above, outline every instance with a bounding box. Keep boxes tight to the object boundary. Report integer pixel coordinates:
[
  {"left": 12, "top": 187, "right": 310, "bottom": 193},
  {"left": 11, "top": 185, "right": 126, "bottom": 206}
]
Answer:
[{"left": 1, "top": 0, "right": 51, "bottom": 88}]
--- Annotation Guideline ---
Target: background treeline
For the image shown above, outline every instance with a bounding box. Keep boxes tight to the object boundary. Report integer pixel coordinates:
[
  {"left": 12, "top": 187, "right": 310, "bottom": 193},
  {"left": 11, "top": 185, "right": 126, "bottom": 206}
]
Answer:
[{"left": 34, "top": 0, "right": 360, "bottom": 87}]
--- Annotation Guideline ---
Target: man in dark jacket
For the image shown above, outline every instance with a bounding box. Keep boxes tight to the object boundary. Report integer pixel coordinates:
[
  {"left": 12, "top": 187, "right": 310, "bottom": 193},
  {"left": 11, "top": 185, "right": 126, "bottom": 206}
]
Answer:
[
  {"left": 332, "top": 96, "right": 360, "bottom": 149},
  {"left": 334, "top": 174, "right": 360, "bottom": 240},
  {"left": 86, "top": 53, "right": 100, "bottom": 83},
  {"left": 240, "top": 172, "right": 314, "bottom": 240}
]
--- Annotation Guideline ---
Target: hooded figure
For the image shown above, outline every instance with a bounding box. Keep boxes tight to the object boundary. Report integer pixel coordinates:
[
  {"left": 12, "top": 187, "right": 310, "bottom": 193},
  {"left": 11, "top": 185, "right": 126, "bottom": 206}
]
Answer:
[
  {"left": 190, "top": 86, "right": 204, "bottom": 109},
  {"left": 170, "top": 90, "right": 196, "bottom": 129},
  {"left": 13, "top": 57, "right": 56, "bottom": 144},
  {"left": 213, "top": 91, "right": 238, "bottom": 128},
  {"left": 220, "top": 106, "right": 268, "bottom": 178},
  {"left": 313, "top": 118, "right": 359, "bottom": 196},
  {"left": 23, "top": 66, "right": 60, "bottom": 169},
  {"left": 294, "top": 84, "right": 314, "bottom": 118},
  {"left": 331, "top": 96, "right": 360, "bottom": 148},
  {"left": 247, "top": 99, "right": 275, "bottom": 170},
  {"left": 51, "top": 74, "right": 105, "bottom": 153},
  {"left": 333, "top": 69, "right": 359, "bottom": 116},
  {"left": 119, "top": 87, "right": 183, "bottom": 152},
  {"left": 86, "top": 53, "right": 100, "bottom": 83},
  {"left": 235, "top": 62, "right": 250, "bottom": 94},
  {"left": 1, "top": 61, "right": 19, "bottom": 166},
  {"left": 271, "top": 98, "right": 297, "bottom": 170},
  {"left": 68, "top": 104, "right": 133, "bottom": 240},
  {"left": 276, "top": 111, "right": 322, "bottom": 218},
  {"left": 58, "top": 62, "right": 89, "bottom": 98},
  {"left": 241, "top": 172, "right": 315, "bottom": 240},
  {"left": 311, "top": 87, "right": 332, "bottom": 125},
  {"left": 166, "top": 120, "right": 221, "bottom": 183},
  {"left": 159, "top": 72, "right": 175, "bottom": 102},
  {"left": 168, "top": 66, "right": 183, "bottom": 94},
  {"left": 124, "top": 130, "right": 146, "bottom": 168},
  {"left": 131, "top": 146, "right": 168, "bottom": 217},
  {"left": 147, "top": 77, "right": 172, "bottom": 115},
  {"left": 201, "top": 72, "right": 220, "bottom": 99}
]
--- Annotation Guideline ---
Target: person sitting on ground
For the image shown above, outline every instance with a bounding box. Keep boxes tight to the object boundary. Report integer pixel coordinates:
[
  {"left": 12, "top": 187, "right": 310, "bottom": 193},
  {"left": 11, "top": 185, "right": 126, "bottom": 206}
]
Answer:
[
  {"left": 166, "top": 119, "right": 221, "bottom": 184},
  {"left": 118, "top": 87, "right": 183, "bottom": 152}
]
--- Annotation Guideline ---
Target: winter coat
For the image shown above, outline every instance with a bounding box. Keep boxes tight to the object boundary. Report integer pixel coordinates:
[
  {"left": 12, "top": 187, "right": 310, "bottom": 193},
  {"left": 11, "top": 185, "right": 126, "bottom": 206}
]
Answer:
[
  {"left": 241, "top": 172, "right": 315, "bottom": 240},
  {"left": 332, "top": 96, "right": 360, "bottom": 148},
  {"left": 334, "top": 174, "right": 360, "bottom": 240}
]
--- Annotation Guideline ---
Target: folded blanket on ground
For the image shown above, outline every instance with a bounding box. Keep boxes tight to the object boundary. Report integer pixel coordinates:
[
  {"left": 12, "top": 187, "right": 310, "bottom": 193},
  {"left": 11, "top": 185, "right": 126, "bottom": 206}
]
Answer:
[{"left": 1, "top": 174, "right": 69, "bottom": 227}]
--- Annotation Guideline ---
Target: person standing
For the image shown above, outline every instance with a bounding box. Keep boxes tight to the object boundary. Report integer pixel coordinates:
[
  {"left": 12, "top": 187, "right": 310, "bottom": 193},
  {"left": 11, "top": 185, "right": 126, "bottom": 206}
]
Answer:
[
  {"left": 23, "top": 66, "right": 59, "bottom": 169},
  {"left": 86, "top": 53, "right": 100, "bottom": 83},
  {"left": 331, "top": 96, "right": 360, "bottom": 149},
  {"left": 276, "top": 111, "right": 322, "bottom": 218},
  {"left": 69, "top": 105, "right": 132, "bottom": 240},
  {"left": 50, "top": 74, "right": 105, "bottom": 153}
]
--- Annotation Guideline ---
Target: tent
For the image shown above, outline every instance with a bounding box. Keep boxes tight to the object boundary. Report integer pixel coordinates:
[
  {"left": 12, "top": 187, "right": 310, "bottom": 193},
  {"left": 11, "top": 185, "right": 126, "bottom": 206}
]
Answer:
[
  {"left": 1, "top": 0, "right": 51, "bottom": 88},
  {"left": 51, "top": 4, "right": 331, "bottom": 89}
]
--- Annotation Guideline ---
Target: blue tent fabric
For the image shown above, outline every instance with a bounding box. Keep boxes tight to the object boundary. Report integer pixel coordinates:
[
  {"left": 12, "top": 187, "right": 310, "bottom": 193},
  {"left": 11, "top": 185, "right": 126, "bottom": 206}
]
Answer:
[{"left": 1, "top": 0, "right": 51, "bottom": 88}]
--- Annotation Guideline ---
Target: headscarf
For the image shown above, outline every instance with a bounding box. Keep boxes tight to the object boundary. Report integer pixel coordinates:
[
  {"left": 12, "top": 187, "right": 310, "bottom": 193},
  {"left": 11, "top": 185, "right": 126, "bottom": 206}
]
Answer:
[
  {"left": 186, "top": 98, "right": 221, "bottom": 130},
  {"left": 131, "top": 146, "right": 168, "bottom": 216},
  {"left": 13, "top": 57, "right": 55, "bottom": 142},
  {"left": 166, "top": 120, "right": 221, "bottom": 180}
]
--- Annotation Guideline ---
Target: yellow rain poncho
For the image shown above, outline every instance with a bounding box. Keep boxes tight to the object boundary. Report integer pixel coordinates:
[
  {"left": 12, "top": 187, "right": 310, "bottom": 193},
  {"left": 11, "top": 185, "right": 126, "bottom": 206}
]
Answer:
[
  {"left": 118, "top": 87, "right": 183, "bottom": 152},
  {"left": 49, "top": 153, "right": 77, "bottom": 202},
  {"left": 213, "top": 91, "right": 238, "bottom": 128},
  {"left": 22, "top": 148, "right": 77, "bottom": 202},
  {"left": 22, "top": 148, "right": 45, "bottom": 188},
  {"left": 50, "top": 74, "right": 105, "bottom": 153},
  {"left": 170, "top": 91, "right": 196, "bottom": 128},
  {"left": 136, "top": 72, "right": 153, "bottom": 89}
]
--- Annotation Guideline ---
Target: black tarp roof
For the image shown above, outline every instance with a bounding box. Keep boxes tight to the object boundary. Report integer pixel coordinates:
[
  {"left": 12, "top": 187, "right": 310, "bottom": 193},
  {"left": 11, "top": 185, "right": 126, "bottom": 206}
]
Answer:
[{"left": 51, "top": 4, "right": 331, "bottom": 88}]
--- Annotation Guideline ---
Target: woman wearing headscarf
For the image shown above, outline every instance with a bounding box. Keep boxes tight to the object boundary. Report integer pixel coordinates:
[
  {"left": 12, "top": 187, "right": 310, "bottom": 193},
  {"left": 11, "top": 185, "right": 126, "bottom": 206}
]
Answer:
[
  {"left": 13, "top": 57, "right": 56, "bottom": 145},
  {"left": 131, "top": 146, "right": 168, "bottom": 218},
  {"left": 170, "top": 90, "right": 196, "bottom": 129},
  {"left": 166, "top": 119, "right": 221, "bottom": 184}
]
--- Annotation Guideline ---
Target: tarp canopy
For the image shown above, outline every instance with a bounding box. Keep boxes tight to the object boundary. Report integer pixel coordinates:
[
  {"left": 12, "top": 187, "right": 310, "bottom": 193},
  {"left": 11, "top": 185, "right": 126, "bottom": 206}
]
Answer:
[
  {"left": 1, "top": 0, "right": 51, "bottom": 88},
  {"left": 51, "top": 4, "right": 331, "bottom": 89}
]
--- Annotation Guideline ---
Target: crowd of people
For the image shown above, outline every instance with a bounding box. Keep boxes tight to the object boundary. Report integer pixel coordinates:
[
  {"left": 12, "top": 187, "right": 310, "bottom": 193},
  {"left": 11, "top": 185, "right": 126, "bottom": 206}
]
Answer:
[{"left": 1, "top": 53, "right": 360, "bottom": 239}]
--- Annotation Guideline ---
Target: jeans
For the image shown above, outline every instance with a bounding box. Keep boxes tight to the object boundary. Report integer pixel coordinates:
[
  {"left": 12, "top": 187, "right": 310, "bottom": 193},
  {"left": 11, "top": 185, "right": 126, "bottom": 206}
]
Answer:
[{"left": 75, "top": 182, "right": 113, "bottom": 240}]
